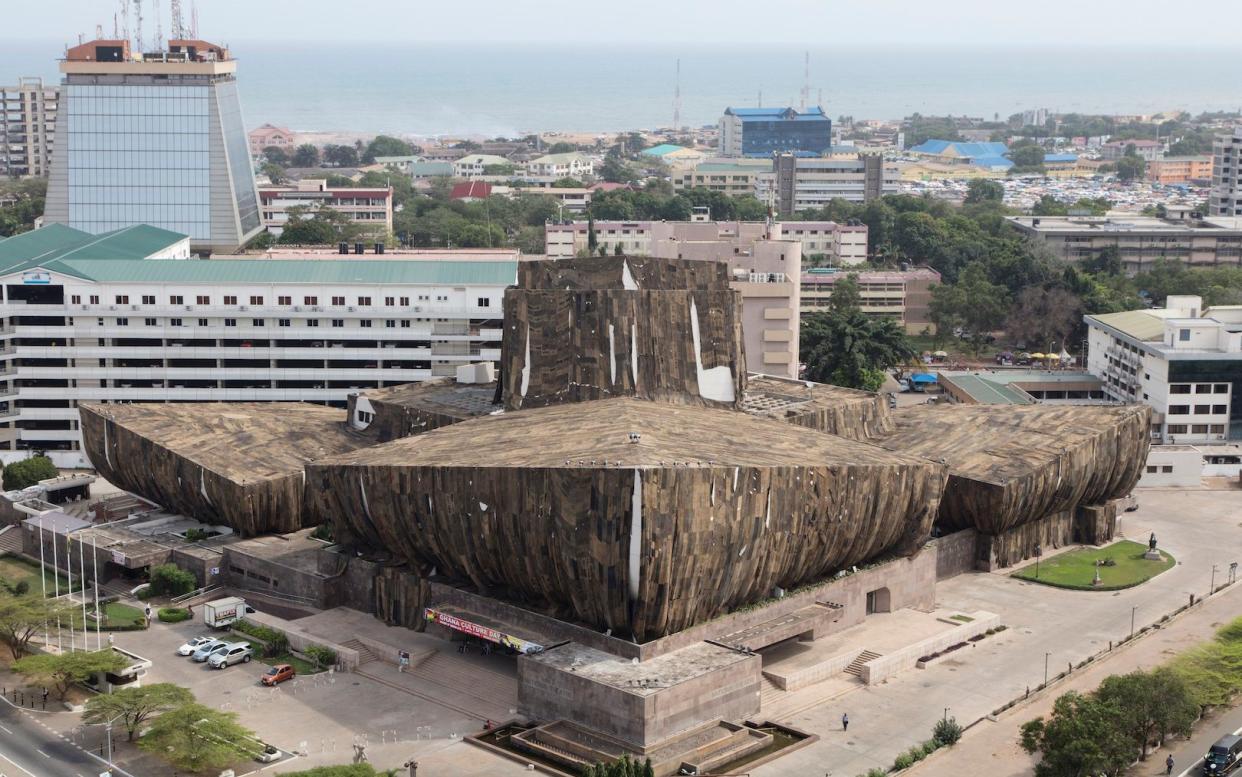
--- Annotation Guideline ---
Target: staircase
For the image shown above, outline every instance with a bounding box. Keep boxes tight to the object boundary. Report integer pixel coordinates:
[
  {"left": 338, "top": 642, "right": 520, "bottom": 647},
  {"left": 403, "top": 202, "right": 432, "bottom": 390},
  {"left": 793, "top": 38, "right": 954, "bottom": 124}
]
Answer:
[
  {"left": 339, "top": 639, "right": 379, "bottom": 666},
  {"left": 844, "top": 650, "right": 882, "bottom": 678},
  {"left": 409, "top": 652, "right": 519, "bottom": 713},
  {"left": 759, "top": 675, "right": 785, "bottom": 709},
  {"left": 0, "top": 526, "right": 23, "bottom": 556}
]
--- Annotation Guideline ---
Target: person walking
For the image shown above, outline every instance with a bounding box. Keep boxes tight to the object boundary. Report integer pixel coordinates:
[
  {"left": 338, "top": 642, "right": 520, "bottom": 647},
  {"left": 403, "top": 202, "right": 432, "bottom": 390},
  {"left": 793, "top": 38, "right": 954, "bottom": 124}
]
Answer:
[
  {"left": 842, "top": 713, "right": 849, "bottom": 732},
  {"left": 1166, "top": 754, "right": 1175, "bottom": 775},
  {"left": 186, "top": 604, "right": 193, "bottom": 620}
]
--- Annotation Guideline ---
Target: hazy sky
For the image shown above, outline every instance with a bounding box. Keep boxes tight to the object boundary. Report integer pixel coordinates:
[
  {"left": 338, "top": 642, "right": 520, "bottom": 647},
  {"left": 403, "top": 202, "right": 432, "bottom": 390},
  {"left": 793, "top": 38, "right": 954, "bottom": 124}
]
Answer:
[{"left": 10, "top": 0, "right": 1242, "bottom": 45}]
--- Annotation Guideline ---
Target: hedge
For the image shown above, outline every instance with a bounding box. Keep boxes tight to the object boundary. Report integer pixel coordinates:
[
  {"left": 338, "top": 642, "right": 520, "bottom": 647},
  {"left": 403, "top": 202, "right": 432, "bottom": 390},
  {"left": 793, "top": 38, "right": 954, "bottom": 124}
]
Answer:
[{"left": 158, "top": 607, "right": 190, "bottom": 623}]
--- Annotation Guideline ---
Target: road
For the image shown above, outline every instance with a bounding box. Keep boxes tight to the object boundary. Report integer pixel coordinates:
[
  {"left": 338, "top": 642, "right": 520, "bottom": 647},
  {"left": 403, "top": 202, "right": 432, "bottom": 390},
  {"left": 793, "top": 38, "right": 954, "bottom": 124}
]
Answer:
[
  {"left": 1171, "top": 703, "right": 1242, "bottom": 777},
  {"left": 0, "top": 700, "right": 109, "bottom": 777}
]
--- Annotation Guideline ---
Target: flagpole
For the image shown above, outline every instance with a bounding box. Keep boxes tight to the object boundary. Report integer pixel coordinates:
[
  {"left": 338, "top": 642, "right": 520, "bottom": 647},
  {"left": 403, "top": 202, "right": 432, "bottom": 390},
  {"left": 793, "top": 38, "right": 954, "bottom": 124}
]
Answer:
[
  {"left": 78, "top": 534, "right": 87, "bottom": 652},
  {"left": 66, "top": 529, "right": 74, "bottom": 653},
  {"left": 92, "top": 534, "right": 101, "bottom": 650},
  {"left": 38, "top": 517, "right": 48, "bottom": 647},
  {"left": 51, "top": 518, "right": 61, "bottom": 653}
]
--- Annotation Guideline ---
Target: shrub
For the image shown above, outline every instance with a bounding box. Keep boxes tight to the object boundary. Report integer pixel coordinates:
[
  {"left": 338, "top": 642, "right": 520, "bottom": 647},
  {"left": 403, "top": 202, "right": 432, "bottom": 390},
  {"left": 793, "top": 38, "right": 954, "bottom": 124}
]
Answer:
[
  {"left": 905, "top": 745, "right": 927, "bottom": 763},
  {"left": 921, "top": 739, "right": 940, "bottom": 757},
  {"left": 157, "top": 607, "right": 190, "bottom": 623},
  {"left": 304, "top": 644, "right": 337, "bottom": 668},
  {"left": 184, "top": 528, "right": 209, "bottom": 542},
  {"left": 147, "top": 564, "right": 196, "bottom": 597},
  {"left": 933, "top": 716, "right": 963, "bottom": 746},
  {"left": 893, "top": 752, "right": 914, "bottom": 771},
  {"left": 864, "top": 769, "right": 888, "bottom": 777},
  {"left": 234, "top": 621, "right": 288, "bottom": 657},
  {"left": 12, "top": 581, "right": 29, "bottom": 596}
]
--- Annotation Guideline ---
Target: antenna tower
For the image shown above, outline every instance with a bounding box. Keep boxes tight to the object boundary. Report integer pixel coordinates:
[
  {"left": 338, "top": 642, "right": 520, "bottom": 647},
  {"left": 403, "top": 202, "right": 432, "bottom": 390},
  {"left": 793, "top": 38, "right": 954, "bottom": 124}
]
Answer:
[
  {"left": 673, "top": 59, "right": 682, "bottom": 131},
  {"left": 120, "top": 0, "right": 129, "bottom": 48},
  {"left": 757, "top": 88, "right": 762, "bottom": 108},
  {"left": 154, "top": 0, "right": 164, "bottom": 50},
  {"left": 800, "top": 51, "right": 809, "bottom": 112},
  {"left": 96, "top": 24, "right": 104, "bottom": 39},
  {"left": 170, "top": 0, "right": 185, "bottom": 39},
  {"left": 133, "top": 0, "right": 144, "bottom": 53},
  {"left": 191, "top": 0, "right": 199, "bottom": 38}
]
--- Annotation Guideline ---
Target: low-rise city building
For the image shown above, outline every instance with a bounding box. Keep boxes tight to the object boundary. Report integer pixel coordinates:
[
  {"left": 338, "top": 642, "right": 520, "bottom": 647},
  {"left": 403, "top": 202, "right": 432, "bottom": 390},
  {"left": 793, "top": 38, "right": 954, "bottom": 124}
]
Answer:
[
  {"left": 248, "top": 124, "right": 296, "bottom": 158},
  {"left": 1210, "top": 127, "right": 1242, "bottom": 217},
  {"left": 525, "top": 152, "right": 594, "bottom": 179},
  {"left": 258, "top": 179, "right": 393, "bottom": 238},
  {"left": 1085, "top": 295, "right": 1242, "bottom": 444},
  {"left": 761, "top": 153, "right": 898, "bottom": 215},
  {"left": 1008, "top": 214, "right": 1242, "bottom": 273},
  {"left": 673, "top": 159, "right": 771, "bottom": 197},
  {"left": 639, "top": 144, "right": 706, "bottom": 168},
  {"left": 907, "top": 140, "right": 1013, "bottom": 171},
  {"left": 1146, "top": 155, "right": 1213, "bottom": 185},
  {"left": 1100, "top": 139, "right": 1163, "bottom": 162},
  {"left": 452, "top": 154, "right": 512, "bottom": 179},
  {"left": 0, "top": 78, "right": 58, "bottom": 179},
  {"left": 0, "top": 224, "right": 515, "bottom": 466},
  {"left": 799, "top": 267, "right": 940, "bottom": 334}
]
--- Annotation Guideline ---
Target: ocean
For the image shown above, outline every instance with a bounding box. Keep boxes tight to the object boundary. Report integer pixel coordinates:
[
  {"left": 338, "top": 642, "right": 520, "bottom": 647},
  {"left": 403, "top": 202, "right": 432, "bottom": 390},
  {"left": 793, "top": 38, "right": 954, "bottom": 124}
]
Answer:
[{"left": 3, "top": 40, "right": 1241, "bottom": 137}]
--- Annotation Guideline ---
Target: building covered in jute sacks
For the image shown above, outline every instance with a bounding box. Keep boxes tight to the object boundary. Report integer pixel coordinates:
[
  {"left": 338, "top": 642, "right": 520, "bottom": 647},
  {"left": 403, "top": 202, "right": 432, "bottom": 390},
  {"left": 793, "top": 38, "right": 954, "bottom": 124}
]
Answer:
[{"left": 77, "top": 256, "right": 1150, "bottom": 768}]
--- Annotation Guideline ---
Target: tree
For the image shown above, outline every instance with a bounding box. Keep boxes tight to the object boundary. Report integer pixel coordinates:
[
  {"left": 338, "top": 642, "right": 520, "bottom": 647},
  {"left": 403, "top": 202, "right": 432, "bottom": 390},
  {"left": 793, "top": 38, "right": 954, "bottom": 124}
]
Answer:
[
  {"left": 1008, "top": 144, "right": 1046, "bottom": 169},
  {"left": 801, "top": 305, "right": 916, "bottom": 390},
  {"left": 362, "top": 135, "right": 416, "bottom": 163},
  {"left": 1020, "top": 691, "right": 1134, "bottom": 777},
  {"left": 1114, "top": 146, "right": 1147, "bottom": 182},
  {"left": 551, "top": 178, "right": 584, "bottom": 189},
  {"left": 83, "top": 683, "right": 193, "bottom": 741},
  {"left": 1096, "top": 669, "right": 1198, "bottom": 759},
  {"left": 260, "top": 162, "right": 287, "bottom": 185},
  {"left": 1082, "top": 245, "right": 1123, "bottom": 276},
  {"left": 291, "top": 144, "right": 321, "bottom": 168},
  {"left": 546, "top": 141, "right": 576, "bottom": 154},
  {"left": 600, "top": 154, "right": 639, "bottom": 184},
  {"left": 1005, "top": 286, "right": 1083, "bottom": 351},
  {"left": 964, "top": 179, "right": 1004, "bottom": 205},
  {"left": 829, "top": 274, "right": 862, "bottom": 312},
  {"left": 323, "top": 144, "right": 359, "bottom": 168},
  {"left": 587, "top": 212, "right": 598, "bottom": 254},
  {"left": 14, "top": 649, "right": 127, "bottom": 700},
  {"left": 0, "top": 594, "right": 77, "bottom": 658},
  {"left": 261, "top": 146, "right": 289, "bottom": 165},
  {"left": 148, "top": 564, "right": 196, "bottom": 597},
  {"left": 2, "top": 455, "right": 58, "bottom": 490},
  {"left": 928, "top": 265, "right": 1010, "bottom": 355},
  {"left": 139, "top": 702, "right": 259, "bottom": 772}
]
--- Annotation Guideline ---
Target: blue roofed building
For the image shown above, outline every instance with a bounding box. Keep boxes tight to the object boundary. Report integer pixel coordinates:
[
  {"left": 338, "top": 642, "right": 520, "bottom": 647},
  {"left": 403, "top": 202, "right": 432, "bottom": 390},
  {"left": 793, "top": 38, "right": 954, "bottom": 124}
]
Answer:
[
  {"left": 908, "top": 139, "right": 1015, "bottom": 170},
  {"left": 719, "top": 106, "right": 832, "bottom": 158}
]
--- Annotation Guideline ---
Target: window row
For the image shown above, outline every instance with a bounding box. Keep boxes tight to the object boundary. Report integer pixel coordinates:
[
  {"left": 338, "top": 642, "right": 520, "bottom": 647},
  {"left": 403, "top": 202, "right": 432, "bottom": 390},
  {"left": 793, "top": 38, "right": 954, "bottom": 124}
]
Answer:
[
  {"left": 75, "top": 295, "right": 493, "bottom": 308},
  {"left": 1169, "top": 383, "right": 1230, "bottom": 394},
  {"left": 105, "top": 317, "right": 423, "bottom": 329},
  {"left": 1165, "top": 424, "right": 1227, "bottom": 435},
  {"left": 1166, "top": 404, "right": 1229, "bottom": 415}
]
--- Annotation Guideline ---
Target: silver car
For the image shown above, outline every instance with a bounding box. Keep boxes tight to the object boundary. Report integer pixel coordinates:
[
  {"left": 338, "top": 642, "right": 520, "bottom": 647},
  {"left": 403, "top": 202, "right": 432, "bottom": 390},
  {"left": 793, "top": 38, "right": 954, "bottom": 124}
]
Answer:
[
  {"left": 191, "top": 639, "right": 229, "bottom": 662},
  {"left": 208, "top": 642, "right": 253, "bottom": 669}
]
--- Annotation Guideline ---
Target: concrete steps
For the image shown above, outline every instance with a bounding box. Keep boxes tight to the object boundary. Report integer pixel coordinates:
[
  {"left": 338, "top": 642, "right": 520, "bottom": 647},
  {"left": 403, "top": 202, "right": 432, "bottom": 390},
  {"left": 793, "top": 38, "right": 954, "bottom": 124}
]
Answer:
[
  {"left": 409, "top": 652, "right": 519, "bottom": 715},
  {"left": 844, "top": 649, "right": 882, "bottom": 677},
  {"left": 0, "top": 527, "right": 24, "bottom": 556},
  {"left": 759, "top": 675, "right": 785, "bottom": 708},
  {"left": 339, "top": 639, "right": 378, "bottom": 666}
]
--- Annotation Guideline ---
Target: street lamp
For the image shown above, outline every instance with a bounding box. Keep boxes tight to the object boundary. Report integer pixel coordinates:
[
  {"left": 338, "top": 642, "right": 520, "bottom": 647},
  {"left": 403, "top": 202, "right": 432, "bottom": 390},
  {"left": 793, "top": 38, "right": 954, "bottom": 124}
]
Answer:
[
  {"left": 1211, "top": 564, "right": 1218, "bottom": 596},
  {"left": 943, "top": 707, "right": 951, "bottom": 723},
  {"left": 1044, "top": 652, "right": 1051, "bottom": 686},
  {"left": 1130, "top": 605, "right": 1137, "bottom": 640}
]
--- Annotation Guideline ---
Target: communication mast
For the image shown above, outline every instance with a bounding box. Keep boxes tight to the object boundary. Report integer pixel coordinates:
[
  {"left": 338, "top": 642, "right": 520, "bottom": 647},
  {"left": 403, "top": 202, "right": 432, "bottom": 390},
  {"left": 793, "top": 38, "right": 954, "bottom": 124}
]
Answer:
[
  {"left": 153, "top": 0, "right": 164, "bottom": 50},
  {"left": 133, "top": 0, "right": 144, "bottom": 53},
  {"left": 672, "top": 59, "right": 682, "bottom": 131},
  {"left": 119, "top": 0, "right": 129, "bottom": 48},
  {"left": 191, "top": 0, "right": 199, "bottom": 38},
  {"left": 170, "top": 0, "right": 185, "bottom": 39},
  {"left": 800, "top": 51, "right": 810, "bottom": 112}
]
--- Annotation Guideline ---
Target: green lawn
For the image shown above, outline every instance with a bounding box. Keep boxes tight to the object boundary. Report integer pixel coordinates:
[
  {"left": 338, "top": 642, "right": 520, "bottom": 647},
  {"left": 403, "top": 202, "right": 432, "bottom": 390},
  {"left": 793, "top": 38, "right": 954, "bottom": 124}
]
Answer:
[
  {"left": 1012, "top": 540, "right": 1175, "bottom": 591},
  {"left": 103, "top": 601, "right": 145, "bottom": 626},
  {"left": 0, "top": 555, "right": 79, "bottom": 596}
]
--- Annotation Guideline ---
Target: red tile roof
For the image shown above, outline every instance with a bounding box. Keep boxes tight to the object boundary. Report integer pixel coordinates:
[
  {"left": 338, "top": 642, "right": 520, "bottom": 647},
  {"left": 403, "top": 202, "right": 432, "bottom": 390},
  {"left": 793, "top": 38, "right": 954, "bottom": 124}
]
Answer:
[{"left": 450, "top": 181, "right": 493, "bottom": 199}]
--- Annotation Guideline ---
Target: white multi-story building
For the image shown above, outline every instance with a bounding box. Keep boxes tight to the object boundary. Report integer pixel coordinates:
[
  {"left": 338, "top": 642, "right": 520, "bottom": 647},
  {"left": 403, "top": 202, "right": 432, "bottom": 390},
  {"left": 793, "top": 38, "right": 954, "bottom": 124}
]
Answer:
[
  {"left": 525, "top": 152, "right": 594, "bottom": 179},
  {"left": 0, "top": 224, "right": 515, "bottom": 467},
  {"left": 1085, "top": 295, "right": 1242, "bottom": 445},
  {"left": 452, "top": 154, "right": 512, "bottom": 179},
  {"left": 0, "top": 78, "right": 58, "bottom": 178},
  {"left": 258, "top": 179, "right": 394, "bottom": 238},
  {"left": 1210, "top": 127, "right": 1242, "bottom": 217}
]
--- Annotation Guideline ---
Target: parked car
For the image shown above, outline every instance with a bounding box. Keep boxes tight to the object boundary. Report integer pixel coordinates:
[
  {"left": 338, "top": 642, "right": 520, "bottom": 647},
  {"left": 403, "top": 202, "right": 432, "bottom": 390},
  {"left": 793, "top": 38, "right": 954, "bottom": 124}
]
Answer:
[
  {"left": 255, "top": 744, "right": 282, "bottom": 763},
  {"left": 208, "top": 642, "right": 253, "bottom": 669},
  {"left": 261, "top": 664, "right": 296, "bottom": 686},
  {"left": 191, "top": 640, "right": 230, "bottom": 663},
  {"left": 178, "top": 636, "right": 215, "bottom": 656}
]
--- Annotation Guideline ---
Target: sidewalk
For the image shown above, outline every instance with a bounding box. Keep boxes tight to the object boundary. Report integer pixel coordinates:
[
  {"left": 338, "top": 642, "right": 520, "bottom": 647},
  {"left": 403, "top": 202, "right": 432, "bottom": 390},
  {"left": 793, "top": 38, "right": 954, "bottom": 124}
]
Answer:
[{"left": 909, "top": 583, "right": 1242, "bottom": 777}]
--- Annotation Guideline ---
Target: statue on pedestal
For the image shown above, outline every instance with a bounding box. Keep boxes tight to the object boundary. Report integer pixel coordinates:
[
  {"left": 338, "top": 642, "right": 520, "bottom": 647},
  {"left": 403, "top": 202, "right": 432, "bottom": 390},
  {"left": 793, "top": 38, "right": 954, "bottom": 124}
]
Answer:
[{"left": 1149, "top": 532, "right": 1157, "bottom": 552}]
